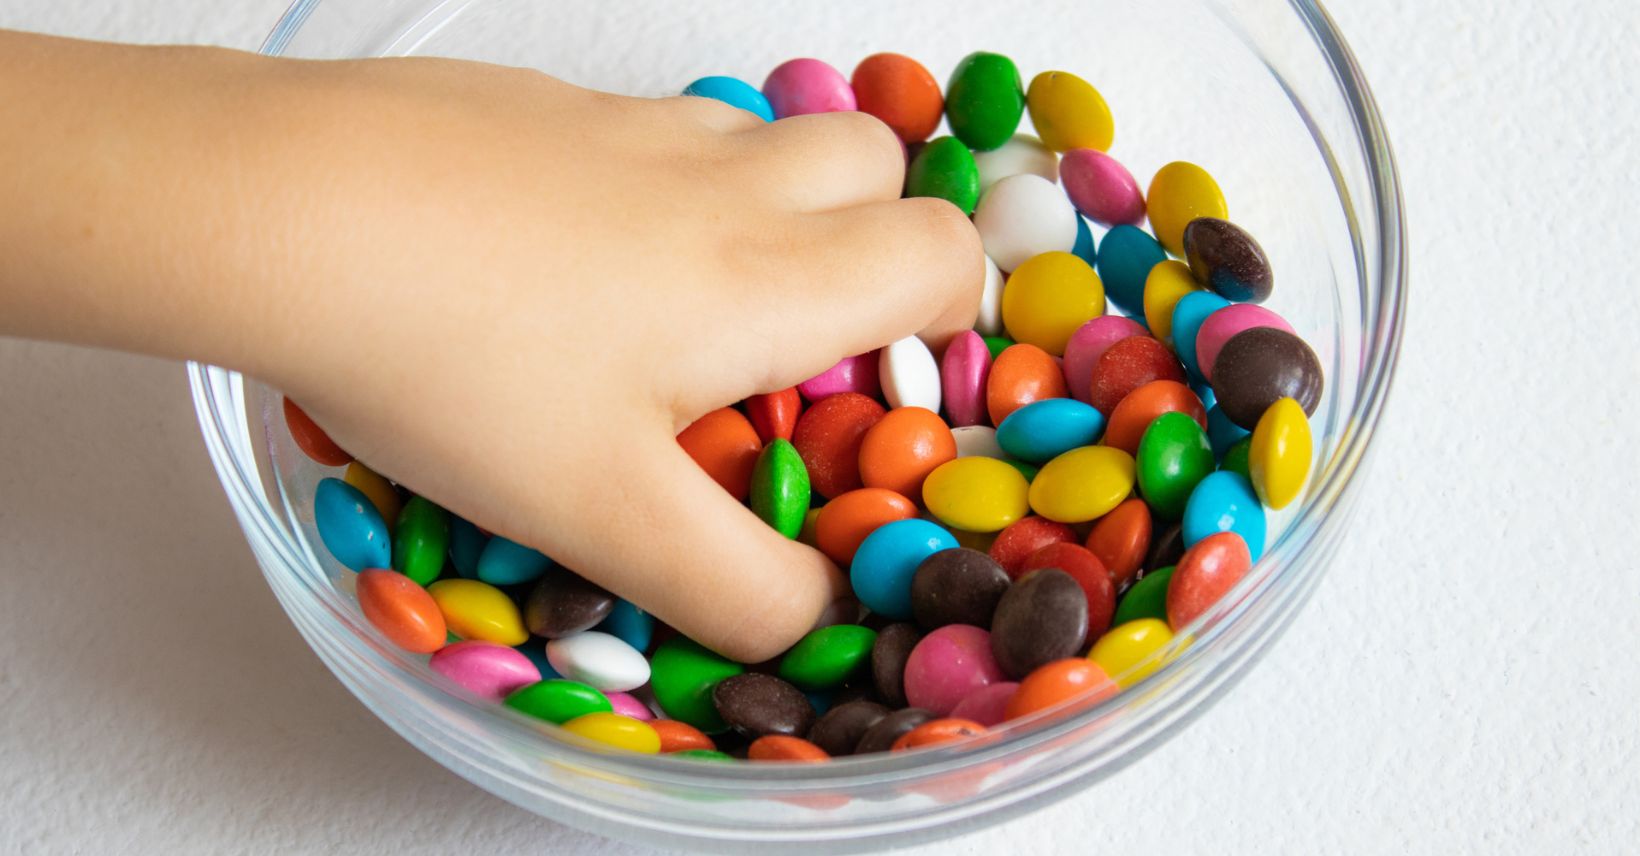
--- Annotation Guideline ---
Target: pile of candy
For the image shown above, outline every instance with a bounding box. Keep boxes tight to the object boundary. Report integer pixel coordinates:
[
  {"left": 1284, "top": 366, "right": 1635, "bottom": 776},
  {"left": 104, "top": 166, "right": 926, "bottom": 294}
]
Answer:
[{"left": 292, "top": 50, "right": 1322, "bottom": 763}]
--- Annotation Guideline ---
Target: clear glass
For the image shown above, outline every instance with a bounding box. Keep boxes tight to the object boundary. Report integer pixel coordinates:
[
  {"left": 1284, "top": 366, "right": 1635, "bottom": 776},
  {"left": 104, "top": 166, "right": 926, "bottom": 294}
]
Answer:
[{"left": 189, "top": 0, "right": 1406, "bottom": 850}]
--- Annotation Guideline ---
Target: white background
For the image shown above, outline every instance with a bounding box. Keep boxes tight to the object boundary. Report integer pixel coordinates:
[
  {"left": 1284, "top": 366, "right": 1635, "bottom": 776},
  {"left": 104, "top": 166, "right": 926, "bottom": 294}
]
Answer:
[{"left": 1, "top": 1, "right": 1636, "bottom": 853}]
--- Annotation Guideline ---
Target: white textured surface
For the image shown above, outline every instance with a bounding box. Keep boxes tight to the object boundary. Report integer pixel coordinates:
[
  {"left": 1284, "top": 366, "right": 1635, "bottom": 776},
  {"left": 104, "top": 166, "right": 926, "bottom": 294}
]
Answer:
[{"left": 1, "top": 1, "right": 1637, "bottom": 853}]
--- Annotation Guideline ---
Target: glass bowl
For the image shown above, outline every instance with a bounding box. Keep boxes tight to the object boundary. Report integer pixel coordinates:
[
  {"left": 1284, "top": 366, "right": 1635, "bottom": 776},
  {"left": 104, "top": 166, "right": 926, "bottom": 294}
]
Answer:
[{"left": 189, "top": 0, "right": 1405, "bottom": 850}]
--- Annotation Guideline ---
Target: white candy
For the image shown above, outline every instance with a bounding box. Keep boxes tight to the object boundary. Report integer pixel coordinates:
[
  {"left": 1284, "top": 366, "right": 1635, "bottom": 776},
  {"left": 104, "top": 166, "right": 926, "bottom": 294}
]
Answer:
[
  {"left": 975, "top": 255, "right": 1005, "bottom": 336},
  {"left": 973, "top": 134, "right": 1059, "bottom": 193},
  {"left": 879, "top": 336, "right": 941, "bottom": 413},
  {"left": 972, "top": 174, "right": 1079, "bottom": 272},
  {"left": 545, "top": 631, "right": 650, "bottom": 692},
  {"left": 951, "top": 425, "right": 1006, "bottom": 460}
]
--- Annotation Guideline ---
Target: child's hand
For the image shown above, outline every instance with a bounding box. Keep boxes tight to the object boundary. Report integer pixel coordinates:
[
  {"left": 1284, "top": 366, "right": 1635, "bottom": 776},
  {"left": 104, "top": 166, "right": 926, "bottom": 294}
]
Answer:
[{"left": 0, "top": 34, "right": 983, "bottom": 662}]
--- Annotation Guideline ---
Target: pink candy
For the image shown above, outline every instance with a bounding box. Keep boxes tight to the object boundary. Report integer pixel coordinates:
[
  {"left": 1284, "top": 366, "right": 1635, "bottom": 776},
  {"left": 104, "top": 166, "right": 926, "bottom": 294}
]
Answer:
[
  {"left": 428, "top": 641, "right": 541, "bottom": 702},
  {"left": 1196, "top": 304, "right": 1296, "bottom": 381},
  {"left": 948, "top": 681, "right": 1020, "bottom": 727},
  {"left": 605, "top": 691, "right": 654, "bottom": 721},
  {"left": 940, "top": 331, "right": 992, "bottom": 427},
  {"left": 1062, "top": 316, "right": 1147, "bottom": 402},
  {"left": 798, "top": 351, "right": 881, "bottom": 401},
  {"left": 903, "top": 624, "right": 1007, "bottom": 716},
  {"left": 1060, "top": 149, "right": 1145, "bottom": 226},
  {"left": 762, "top": 58, "right": 857, "bottom": 118}
]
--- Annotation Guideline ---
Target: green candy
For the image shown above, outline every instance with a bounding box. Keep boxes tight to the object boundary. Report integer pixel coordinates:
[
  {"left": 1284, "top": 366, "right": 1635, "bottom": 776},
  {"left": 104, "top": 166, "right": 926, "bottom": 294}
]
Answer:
[
  {"left": 1136, "top": 412, "right": 1215, "bottom": 521},
  {"left": 504, "top": 679, "right": 611, "bottom": 724},
  {"left": 945, "top": 51, "right": 1025, "bottom": 151},
  {"left": 905, "top": 136, "right": 981, "bottom": 214},
  {"left": 1113, "top": 565, "right": 1175, "bottom": 625},
  {"left": 750, "top": 439, "right": 809, "bottom": 539},
  {"left": 1004, "top": 458, "right": 1039, "bottom": 482},
  {"left": 1220, "top": 435, "right": 1252, "bottom": 481},
  {"left": 673, "top": 749, "right": 737, "bottom": 763},
  {"left": 982, "top": 335, "right": 1015, "bottom": 361},
  {"left": 778, "top": 624, "right": 876, "bottom": 691},
  {"left": 392, "top": 496, "right": 449, "bottom": 586},
  {"left": 650, "top": 637, "right": 743, "bottom": 733}
]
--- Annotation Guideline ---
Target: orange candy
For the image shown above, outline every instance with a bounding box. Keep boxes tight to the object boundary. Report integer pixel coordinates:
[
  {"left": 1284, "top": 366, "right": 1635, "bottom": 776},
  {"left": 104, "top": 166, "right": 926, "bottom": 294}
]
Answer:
[
  {"left": 851, "top": 53, "right": 944, "bottom": 144},
  {"left": 1101, "top": 380, "right": 1208, "bottom": 455},
  {"left": 987, "top": 344, "right": 1069, "bottom": 426},
  {"left": 791, "top": 393, "right": 887, "bottom": 499},
  {"left": 748, "top": 735, "right": 831, "bottom": 762},
  {"left": 676, "top": 407, "right": 762, "bottom": 501},
  {"left": 745, "top": 388, "right": 802, "bottom": 445},
  {"left": 1086, "top": 498, "right": 1152, "bottom": 589},
  {"left": 858, "top": 406, "right": 958, "bottom": 500},
  {"left": 650, "top": 719, "right": 716, "bottom": 754},
  {"left": 814, "top": 488, "right": 919, "bottom": 565},
  {"left": 891, "top": 718, "right": 989, "bottom": 752},
  {"left": 283, "top": 397, "right": 352, "bottom": 467},
  {"left": 355, "top": 569, "right": 447, "bottom": 653},
  {"left": 1004, "top": 658, "right": 1119, "bottom": 721}
]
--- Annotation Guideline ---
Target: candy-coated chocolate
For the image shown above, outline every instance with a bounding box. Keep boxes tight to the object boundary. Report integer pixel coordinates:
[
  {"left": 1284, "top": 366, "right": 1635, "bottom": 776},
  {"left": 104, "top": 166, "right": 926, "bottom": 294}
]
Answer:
[
  {"left": 674, "top": 749, "right": 736, "bottom": 762},
  {"left": 905, "top": 136, "right": 980, "bottom": 214},
  {"left": 1147, "top": 522, "right": 1186, "bottom": 573},
  {"left": 712, "top": 673, "right": 816, "bottom": 738},
  {"left": 951, "top": 425, "right": 1006, "bottom": 460},
  {"left": 1061, "top": 148, "right": 1145, "bottom": 226},
  {"left": 814, "top": 488, "right": 918, "bottom": 565},
  {"left": 904, "top": 624, "right": 1006, "bottom": 715},
  {"left": 447, "top": 515, "right": 487, "bottom": 579},
  {"left": 504, "top": 679, "right": 613, "bottom": 724},
  {"left": 972, "top": 134, "right": 1059, "bottom": 193},
  {"left": 561, "top": 712, "right": 662, "bottom": 754},
  {"left": 1019, "top": 542, "right": 1116, "bottom": 637},
  {"left": 976, "top": 255, "right": 1005, "bottom": 336},
  {"left": 910, "top": 548, "right": 1011, "bottom": 629},
  {"left": 1221, "top": 436, "right": 1253, "bottom": 480},
  {"left": 870, "top": 622, "right": 921, "bottom": 707},
  {"left": 1029, "top": 446, "right": 1135, "bottom": 523},
  {"left": 513, "top": 638, "right": 562, "bottom": 682},
  {"left": 429, "top": 640, "right": 540, "bottom": 701},
  {"left": 1004, "top": 658, "right": 1117, "bottom": 720},
  {"left": 990, "top": 568, "right": 1090, "bottom": 678},
  {"left": 858, "top": 407, "right": 956, "bottom": 502},
  {"left": 747, "top": 734, "right": 830, "bottom": 762},
  {"left": 1062, "top": 316, "right": 1147, "bottom": 404},
  {"left": 1197, "top": 304, "right": 1296, "bottom": 382},
  {"left": 1181, "top": 471, "right": 1266, "bottom": 559},
  {"left": 1171, "top": 291, "right": 1233, "bottom": 381},
  {"left": 797, "top": 507, "right": 823, "bottom": 548},
  {"left": 798, "top": 352, "right": 881, "bottom": 402},
  {"left": 342, "top": 462, "right": 400, "bottom": 531},
  {"left": 745, "top": 387, "right": 802, "bottom": 444},
  {"left": 651, "top": 719, "right": 716, "bottom": 754},
  {"left": 477, "top": 535, "right": 552, "bottom": 586},
  {"left": 987, "top": 343, "right": 1069, "bottom": 425},
  {"left": 1086, "top": 498, "right": 1152, "bottom": 589},
  {"left": 854, "top": 707, "right": 937, "bottom": 755},
  {"left": 1025, "top": 70, "right": 1113, "bottom": 152},
  {"left": 1088, "top": 618, "right": 1175, "bottom": 688},
  {"left": 1088, "top": 335, "right": 1188, "bottom": 416},
  {"left": 283, "top": 397, "right": 351, "bottom": 466},
  {"left": 1095, "top": 224, "right": 1168, "bottom": 316},
  {"left": 750, "top": 438, "right": 811, "bottom": 539},
  {"left": 1248, "top": 397, "right": 1312, "bottom": 510},
  {"left": 1072, "top": 216, "right": 1099, "bottom": 269},
  {"left": 940, "top": 331, "right": 993, "bottom": 428},
  {"left": 1147, "top": 161, "right": 1228, "bottom": 257},
  {"left": 606, "top": 691, "right": 654, "bottom": 721},
  {"left": 989, "top": 516, "right": 1078, "bottom": 577},
  {"left": 850, "top": 518, "right": 960, "bottom": 619},
  {"left": 891, "top": 717, "right": 988, "bottom": 752},
  {"left": 982, "top": 335, "right": 1015, "bottom": 361},
  {"left": 1142, "top": 260, "right": 1202, "bottom": 345},
  {"left": 880, "top": 336, "right": 942, "bottom": 412},
  {"left": 427, "top": 579, "right": 528, "bottom": 646},
  {"left": 973, "top": 174, "right": 1079, "bottom": 272},
  {"left": 314, "top": 477, "right": 390, "bottom": 572},
  {"left": 1207, "top": 403, "right": 1253, "bottom": 458},
  {"left": 523, "top": 570, "right": 613, "bottom": 639},
  {"left": 649, "top": 637, "right": 745, "bottom": 734},
  {"left": 546, "top": 631, "right": 650, "bottom": 693},
  {"left": 676, "top": 407, "right": 761, "bottom": 501},
  {"left": 922, "top": 457, "right": 1031, "bottom": 533},
  {"left": 948, "top": 681, "right": 1019, "bottom": 727},
  {"left": 1001, "top": 251, "right": 1105, "bottom": 356},
  {"left": 945, "top": 51, "right": 1025, "bottom": 151},
  {"left": 682, "top": 75, "right": 775, "bottom": 121},
  {"left": 1102, "top": 379, "right": 1208, "bottom": 456},
  {"left": 1136, "top": 412, "right": 1216, "bottom": 521},
  {"left": 809, "top": 700, "right": 890, "bottom": 757},
  {"left": 1184, "top": 217, "right": 1273, "bottom": 302},
  {"left": 996, "top": 397, "right": 1106, "bottom": 463},
  {"left": 1113, "top": 565, "right": 1175, "bottom": 625},
  {"left": 851, "top": 53, "right": 943, "bottom": 143},
  {"left": 791, "top": 393, "right": 887, "bottom": 499},
  {"left": 762, "top": 58, "right": 856, "bottom": 118},
  {"left": 778, "top": 624, "right": 877, "bottom": 690},
  {"left": 392, "top": 496, "right": 448, "bottom": 586},
  {"left": 1211, "top": 327, "right": 1323, "bottom": 429},
  {"left": 356, "top": 568, "right": 446, "bottom": 653}
]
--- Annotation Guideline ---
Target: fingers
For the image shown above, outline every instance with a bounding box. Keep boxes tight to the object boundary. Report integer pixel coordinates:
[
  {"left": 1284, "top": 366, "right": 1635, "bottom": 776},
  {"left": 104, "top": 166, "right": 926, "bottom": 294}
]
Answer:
[
  {"left": 663, "top": 93, "right": 767, "bottom": 134},
  {"left": 732, "top": 111, "right": 906, "bottom": 212}
]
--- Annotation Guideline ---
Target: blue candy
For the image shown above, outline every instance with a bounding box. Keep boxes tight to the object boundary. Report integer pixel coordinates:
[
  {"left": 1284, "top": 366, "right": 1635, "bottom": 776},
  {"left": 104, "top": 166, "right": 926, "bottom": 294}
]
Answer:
[
  {"left": 682, "top": 76, "right": 775, "bottom": 122},
  {"left": 1095, "top": 225, "right": 1167, "bottom": 316},
  {"left": 447, "top": 515, "right": 488, "bottom": 579},
  {"left": 1171, "top": 291, "right": 1232, "bottom": 382},
  {"left": 596, "top": 599, "right": 655, "bottom": 653},
  {"left": 313, "top": 478, "right": 390, "bottom": 572},
  {"left": 515, "top": 639, "right": 563, "bottom": 681},
  {"left": 804, "top": 690, "right": 835, "bottom": 717},
  {"left": 1071, "top": 216, "right": 1099, "bottom": 269},
  {"left": 995, "top": 398, "right": 1106, "bottom": 463},
  {"left": 850, "top": 519, "right": 959, "bottom": 620},
  {"left": 476, "top": 536, "right": 552, "bottom": 586},
  {"left": 1206, "top": 404, "right": 1252, "bottom": 458},
  {"left": 1182, "top": 471, "right": 1266, "bottom": 559}
]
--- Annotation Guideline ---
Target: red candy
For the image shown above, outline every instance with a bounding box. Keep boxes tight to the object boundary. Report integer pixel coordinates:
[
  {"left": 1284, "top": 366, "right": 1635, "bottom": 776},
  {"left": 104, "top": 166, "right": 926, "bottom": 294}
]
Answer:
[
  {"left": 1101, "top": 379, "right": 1208, "bottom": 455},
  {"left": 1167, "top": 531, "right": 1253, "bottom": 628},
  {"left": 1020, "top": 542, "right": 1116, "bottom": 638},
  {"left": 745, "top": 387, "right": 802, "bottom": 444},
  {"left": 989, "top": 516, "right": 1078, "bottom": 578},
  {"left": 283, "top": 396, "right": 351, "bottom": 466},
  {"left": 987, "top": 344, "right": 1069, "bottom": 426},
  {"left": 676, "top": 407, "right": 762, "bottom": 501},
  {"left": 1087, "top": 336, "right": 1187, "bottom": 415},
  {"left": 1086, "top": 498, "right": 1152, "bottom": 589},
  {"left": 791, "top": 392, "right": 886, "bottom": 498}
]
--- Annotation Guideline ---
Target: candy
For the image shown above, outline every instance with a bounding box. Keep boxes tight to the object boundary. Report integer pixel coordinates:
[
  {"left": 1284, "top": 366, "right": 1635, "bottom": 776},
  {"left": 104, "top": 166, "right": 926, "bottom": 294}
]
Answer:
[
  {"left": 762, "top": 58, "right": 856, "bottom": 118},
  {"left": 356, "top": 568, "right": 447, "bottom": 653},
  {"left": 1025, "top": 70, "right": 1114, "bottom": 152},
  {"left": 1062, "top": 316, "right": 1147, "bottom": 404},
  {"left": 676, "top": 407, "right": 762, "bottom": 501},
  {"left": 1210, "top": 327, "right": 1323, "bottom": 429},
  {"left": 750, "top": 438, "right": 810, "bottom": 539},
  {"left": 1088, "top": 618, "right": 1174, "bottom": 688},
  {"left": 1147, "top": 522, "right": 1187, "bottom": 573},
  {"left": 1000, "top": 251, "right": 1105, "bottom": 356},
  {"left": 975, "top": 255, "right": 1005, "bottom": 336},
  {"left": 342, "top": 462, "right": 400, "bottom": 531},
  {"left": 1221, "top": 436, "right": 1252, "bottom": 480},
  {"left": 951, "top": 425, "right": 1007, "bottom": 459},
  {"left": 983, "top": 335, "right": 1014, "bottom": 360},
  {"left": 1101, "top": 379, "right": 1208, "bottom": 457},
  {"left": 429, "top": 640, "right": 540, "bottom": 701},
  {"left": 989, "top": 516, "right": 1078, "bottom": 577},
  {"left": 972, "top": 174, "right": 1079, "bottom": 271},
  {"left": 798, "top": 352, "right": 881, "bottom": 401},
  {"left": 283, "top": 397, "right": 350, "bottom": 466},
  {"left": 922, "top": 457, "right": 1030, "bottom": 533},
  {"left": 1072, "top": 216, "right": 1099, "bottom": 268},
  {"left": 519, "top": 570, "right": 614, "bottom": 641},
  {"left": 858, "top": 407, "right": 956, "bottom": 503},
  {"left": 649, "top": 637, "right": 744, "bottom": 733},
  {"left": 712, "top": 673, "right": 817, "bottom": 738},
  {"left": 546, "top": 631, "right": 650, "bottom": 693},
  {"left": 476, "top": 535, "right": 552, "bottom": 586},
  {"left": 910, "top": 548, "right": 1011, "bottom": 629},
  {"left": 948, "top": 681, "right": 1019, "bottom": 727},
  {"left": 1018, "top": 542, "right": 1116, "bottom": 637},
  {"left": 940, "top": 330, "right": 993, "bottom": 428},
  {"left": 673, "top": 749, "right": 736, "bottom": 762},
  {"left": 1112, "top": 565, "right": 1175, "bottom": 625},
  {"left": 1196, "top": 304, "right": 1296, "bottom": 382},
  {"left": 1180, "top": 471, "right": 1266, "bottom": 559},
  {"left": 447, "top": 515, "right": 487, "bottom": 579},
  {"left": 1136, "top": 412, "right": 1216, "bottom": 521},
  {"left": 1004, "top": 658, "right": 1117, "bottom": 720},
  {"left": 903, "top": 624, "right": 1005, "bottom": 716},
  {"left": 1090, "top": 336, "right": 1189, "bottom": 417},
  {"left": 990, "top": 568, "right": 1090, "bottom": 679},
  {"left": 870, "top": 623, "right": 921, "bottom": 707},
  {"left": 1142, "top": 260, "right": 1203, "bottom": 345},
  {"left": 996, "top": 397, "right": 1106, "bottom": 463},
  {"left": 1184, "top": 217, "right": 1273, "bottom": 302},
  {"left": 747, "top": 734, "right": 830, "bottom": 762},
  {"left": 791, "top": 392, "right": 886, "bottom": 499},
  {"left": 856, "top": 707, "right": 938, "bottom": 755},
  {"left": 814, "top": 487, "right": 918, "bottom": 565},
  {"left": 745, "top": 387, "right": 802, "bottom": 445},
  {"left": 561, "top": 712, "right": 662, "bottom": 754},
  {"left": 972, "top": 134, "right": 1059, "bottom": 193},
  {"left": 850, "top": 518, "right": 960, "bottom": 619},
  {"left": 1147, "top": 161, "right": 1228, "bottom": 257},
  {"left": 809, "top": 700, "right": 890, "bottom": 757},
  {"left": 428, "top": 579, "right": 529, "bottom": 646},
  {"left": 651, "top": 719, "right": 716, "bottom": 754},
  {"left": 504, "top": 679, "right": 612, "bottom": 724},
  {"left": 1028, "top": 445, "right": 1135, "bottom": 523},
  {"left": 682, "top": 76, "right": 775, "bottom": 122},
  {"left": 1170, "top": 291, "right": 1233, "bottom": 381},
  {"left": 945, "top": 51, "right": 1025, "bottom": 151},
  {"left": 1086, "top": 498, "right": 1152, "bottom": 589},
  {"left": 1248, "top": 397, "right": 1313, "bottom": 510},
  {"left": 1060, "top": 148, "right": 1144, "bottom": 226},
  {"left": 778, "top": 624, "right": 877, "bottom": 690},
  {"left": 880, "top": 336, "right": 942, "bottom": 412},
  {"left": 987, "top": 343, "right": 1069, "bottom": 425},
  {"left": 891, "top": 718, "right": 988, "bottom": 752},
  {"left": 390, "top": 496, "right": 448, "bottom": 586},
  {"left": 905, "top": 136, "right": 980, "bottom": 214},
  {"left": 314, "top": 478, "right": 390, "bottom": 572},
  {"left": 1095, "top": 224, "right": 1168, "bottom": 316},
  {"left": 606, "top": 692, "right": 654, "bottom": 721},
  {"left": 850, "top": 53, "right": 943, "bottom": 143},
  {"left": 1207, "top": 403, "right": 1252, "bottom": 458}
]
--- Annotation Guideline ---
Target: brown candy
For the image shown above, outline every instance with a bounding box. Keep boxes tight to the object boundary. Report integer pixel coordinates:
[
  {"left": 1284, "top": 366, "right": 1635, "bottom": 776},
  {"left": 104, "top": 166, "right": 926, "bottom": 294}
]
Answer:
[
  {"left": 854, "top": 708, "right": 936, "bottom": 755},
  {"left": 989, "top": 568, "right": 1090, "bottom": 679},
  {"left": 807, "top": 700, "right": 891, "bottom": 757},
  {"left": 1145, "top": 522, "right": 1186, "bottom": 575},
  {"left": 1210, "top": 327, "right": 1323, "bottom": 430},
  {"left": 870, "top": 623, "right": 922, "bottom": 707},
  {"left": 910, "top": 548, "right": 1012, "bottom": 630},
  {"left": 711, "top": 673, "right": 816, "bottom": 739},
  {"left": 522, "top": 570, "right": 614, "bottom": 639},
  {"left": 1184, "top": 217, "right": 1274, "bottom": 303}
]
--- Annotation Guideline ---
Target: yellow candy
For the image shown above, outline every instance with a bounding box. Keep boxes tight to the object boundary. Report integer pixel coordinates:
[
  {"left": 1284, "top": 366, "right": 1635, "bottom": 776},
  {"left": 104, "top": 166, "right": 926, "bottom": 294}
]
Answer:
[
  {"left": 426, "top": 579, "right": 528, "bottom": 646},
  {"left": 1146, "top": 161, "right": 1228, "bottom": 257},
  {"left": 1248, "top": 397, "right": 1313, "bottom": 510},
  {"left": 1028, "top": 446, "right": 1134, "bottom": 523},
  {"left": 1001, "top": 251, "right": 1105, "bottom": 357},
  {"left": 797, "top": 507, "right": 823, "bottom": 549},
  {"left": 1142, "top": 260, "right": 1202, "bottom": 345},
  {"left": 922, "top": 457, "right": 1030, "bottom": 533},
  {"left": 952, "top": 527, "right": 999, "bottom": 553},
  {"left": 1025, "top": 71, "right": 1114, "bottom": 152},
  {"left": 1088, "top": 619, "right": 1175, "bottom": 689},
  {"left": 561, "top": 713, "right": 662, "bottom": 754},
  {"left": 342, "top": 461, "right": 401, "bottom": 531}
]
